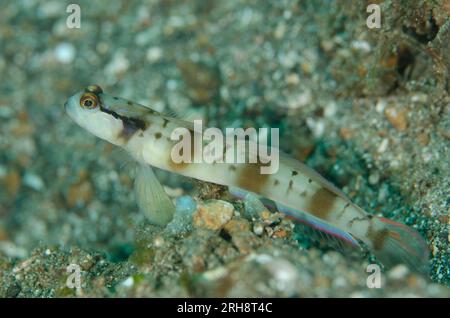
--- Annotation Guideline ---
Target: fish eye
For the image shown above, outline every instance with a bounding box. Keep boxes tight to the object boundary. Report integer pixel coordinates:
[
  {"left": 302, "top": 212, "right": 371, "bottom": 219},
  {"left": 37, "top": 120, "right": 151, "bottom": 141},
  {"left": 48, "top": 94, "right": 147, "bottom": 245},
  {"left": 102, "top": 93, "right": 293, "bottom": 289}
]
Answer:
[{"left": 80, "top": 92, "right": 99, "bottom": 109}]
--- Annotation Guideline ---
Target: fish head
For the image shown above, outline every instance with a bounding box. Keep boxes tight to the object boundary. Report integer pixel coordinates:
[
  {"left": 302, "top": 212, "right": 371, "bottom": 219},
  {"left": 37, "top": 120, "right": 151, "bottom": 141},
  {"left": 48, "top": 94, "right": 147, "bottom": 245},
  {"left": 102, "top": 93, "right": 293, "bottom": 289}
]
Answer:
[{"left": 64, "top": 84, "right": 136, "bottom": 146}]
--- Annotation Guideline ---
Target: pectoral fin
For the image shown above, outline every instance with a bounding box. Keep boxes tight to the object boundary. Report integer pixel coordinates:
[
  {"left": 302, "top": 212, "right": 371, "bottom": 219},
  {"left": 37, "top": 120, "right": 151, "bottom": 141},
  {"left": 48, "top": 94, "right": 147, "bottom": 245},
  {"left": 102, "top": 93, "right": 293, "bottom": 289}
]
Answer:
[{"left": 135, "top": 164, "right": 175, "bottom": 226}]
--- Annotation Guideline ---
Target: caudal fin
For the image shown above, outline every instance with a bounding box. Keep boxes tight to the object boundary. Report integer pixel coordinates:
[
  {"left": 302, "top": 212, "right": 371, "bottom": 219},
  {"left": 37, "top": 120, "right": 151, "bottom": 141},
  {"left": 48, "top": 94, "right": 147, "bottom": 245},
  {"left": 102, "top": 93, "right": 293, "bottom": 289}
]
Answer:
[{"left": 372, "top": 217, "right": 429, "bottom": 274}]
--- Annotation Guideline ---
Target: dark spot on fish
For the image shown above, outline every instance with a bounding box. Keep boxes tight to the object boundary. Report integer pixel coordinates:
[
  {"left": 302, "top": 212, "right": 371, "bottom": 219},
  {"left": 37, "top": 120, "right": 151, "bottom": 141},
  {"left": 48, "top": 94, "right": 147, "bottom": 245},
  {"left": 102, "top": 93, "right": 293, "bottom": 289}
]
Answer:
[
  {"left": 292, "top": 170, "right": 298, "bottom": 176},
  {"left": 307, "top": 187, "right": 337, "bottom": 220},
  {"left": 368, "top": 227, "right": 389, "bottom": 250},
  {"left": 287, "top": 180, "right": 294, "bottom": 193},
  {"left": 155, "top": 132, "right": 162, "bottom": 139},
  {"left": 162, "top": 118, "right": 169, "bottom": 128},
  {"left": 308, "top": 178, "right": 312, "bottom": 183},
  {"left": 236, "top": 163, "right": 270, "bottom": 193},
  {"left": 273, "top": 179, "right": 280, "bottom": 186},
  {"left": 229, "top": 165, "right": 237, "bottom": 171},
  {"left": 113, "top": 97, "right": 119, "bottom": 100},
  {"left": 139, "top": 132, "right": 144, "bottom": 137},
  {"left": 100, "top": 106, "right": 147, "bottom": 141},
  {"left": 120, "top": 117, "right": 147, "bottom": 140},
  {"left": 348, "top": 216, "right": 369, "bottom": 227},
  {"left": 127, "top": 101, "right": 132, "bottom": 105},
  {"left": 299, "top": 190, "right": 307, "bottom": 197},
  {"left": 337, "top": 203, "right": 351, "bottom": 219}
]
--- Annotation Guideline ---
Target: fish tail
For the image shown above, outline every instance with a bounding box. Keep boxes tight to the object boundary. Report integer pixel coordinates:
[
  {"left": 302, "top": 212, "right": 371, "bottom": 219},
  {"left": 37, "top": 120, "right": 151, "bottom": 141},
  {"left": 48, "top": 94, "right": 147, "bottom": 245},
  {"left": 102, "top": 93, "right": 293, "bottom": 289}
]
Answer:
[{"left": 371, "top": 216, "right": 429, "bottom": 274}]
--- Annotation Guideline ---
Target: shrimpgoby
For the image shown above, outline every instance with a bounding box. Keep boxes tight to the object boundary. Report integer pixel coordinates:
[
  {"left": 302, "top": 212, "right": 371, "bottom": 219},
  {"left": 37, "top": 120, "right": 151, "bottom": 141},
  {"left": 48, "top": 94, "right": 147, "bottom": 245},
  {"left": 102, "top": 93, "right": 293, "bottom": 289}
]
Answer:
[{"left": 64, "top": 84, "right": 429, "bottom": 273}]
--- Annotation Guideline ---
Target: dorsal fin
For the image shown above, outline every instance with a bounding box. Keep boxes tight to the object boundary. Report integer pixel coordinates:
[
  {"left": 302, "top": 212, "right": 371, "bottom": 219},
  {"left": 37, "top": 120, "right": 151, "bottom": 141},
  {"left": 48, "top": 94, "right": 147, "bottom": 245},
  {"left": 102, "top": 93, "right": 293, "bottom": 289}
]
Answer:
[{"left": 163, "top": 116, "right": 195, "bottom": 131}]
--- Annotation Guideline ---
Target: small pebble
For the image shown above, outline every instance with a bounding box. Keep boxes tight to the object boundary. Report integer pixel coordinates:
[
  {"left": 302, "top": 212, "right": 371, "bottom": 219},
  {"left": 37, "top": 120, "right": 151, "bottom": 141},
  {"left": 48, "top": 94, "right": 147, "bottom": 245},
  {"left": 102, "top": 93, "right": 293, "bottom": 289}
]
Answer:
[
  {"left": 417, "top": 133, "right": 429, "bottom": 146},
  {"left": 351, "top": 40, "right": 371, "bottom": 53},
  {"left": 66, "top": 180, "right": 94, "bottom": 208},
  {"left": 324, "top": 101, "right": 337, "bottom": 117},
  {"left": 265, "top": 227, "right": 274, "bottom": 237},
  {"left": 339, "top": 127, "right": 353, "bottom": 140},
  {"left": 377, "top": 138, "right": 389, "bottom": 153},
  {"left": 193, "top": 200, "right": 234, "bottom": 230},
  {"left": 375, "top": 99, "right": 387, "bottom": 113},
  {"left": 54, "top": 43, "right": 76, "bottom": 64},
  {"left": 106, "top": 52, "right": 130, "bottom": 76},
  {"left": 285, "top": 73, "right": 300, "bottom": 85},
  {"left": 224, "top": 219, "right": 251, "bottom": 234},
  {"left": 265, "top": 258, "right": 299, "bottom": 293},
  {"left": 253, "top": 223, "right": 264, "bottom": 236},
  {"left": 287, "top": 90, "right": 311, "bottom": 109},
  {"left": 153, "top": 236, "right": 165, "bottom": 248},
  {"left": 368, "top": 170, "right": 380, "bottom": 185},
  {"left": 388, "top": 264, "right": 410, "bottom": 280},
  {"left": 3, "top": 170, "right": 21, "bottom": 196},
  {"left": 274, "top": 22, "right": 286, "bottom": 39},
  {"left": 306, "top": 118, "right": 325, "bottom": 138},
  {"left": 23, "top": 172, "right": 45, "bottom": 191},
  {"left": 146, "top": 47, "right": 163, "bottom": 63},
  {"left": 385, "top": 107, "right": 408, "bottom": 131},
  {"left": 120, "top": 277, "right": 134, "bottom": 288}
]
